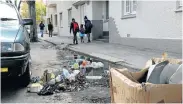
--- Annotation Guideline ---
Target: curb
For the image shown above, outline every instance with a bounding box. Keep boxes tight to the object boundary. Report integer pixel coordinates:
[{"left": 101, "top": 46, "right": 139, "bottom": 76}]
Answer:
[
  {"left": 66, "top": 46, "right": 140, "bottom": 71},
  {"left": 39, "top": 38, "right": 57, "bottom": 46},
  {"left": 40, "top": 38, "right": 140, "bottom": 71}
]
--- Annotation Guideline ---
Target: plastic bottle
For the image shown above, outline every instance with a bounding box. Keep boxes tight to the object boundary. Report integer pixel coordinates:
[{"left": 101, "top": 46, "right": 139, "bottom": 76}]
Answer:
[{"left": 63, "top": 68, "right": 70, "bottom": 79}]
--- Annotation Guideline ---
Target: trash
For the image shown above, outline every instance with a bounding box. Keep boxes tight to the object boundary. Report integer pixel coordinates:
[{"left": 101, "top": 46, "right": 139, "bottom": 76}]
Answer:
[
  {"left": 63, "top": 68, "right": 71, "bottom": 79},
  {"left": 31, "top": 76, "right": 40, "bottom": 83},
  {"left": 110, "top": 68, "right": 182, "bottom": 103},
  {"left": 86, "top": 76, "right": 102, "bottom": 80},
  {"left": 27, "top": 83, "right": 43, "bottom": 93},
  {"left": 160, "top": 63, "right": 180, "bottom": 84},
  {"left": 73, "top": 63, "right": 79, "bottom": 70},
  {"left": 91, "top": 62, "right": 98, "bottom": 69},
  {"left": 37, "top": 83, "right": 54, "bottom": 96},
  {"left": 169, "top": 64, "right": 182, "bottom": 84},
  {"left": 146, "top": 61, "right": 169, "bottom": 84},
  {"left": 82, "top": 60, "right": 87, "bottom": 67},
  {"left": 97, "top": 62, "right": 104, "bottom": 68},
  {"left": 80, "top": 67, "right": 86, "bottom": 75},
  {"left": 80, "top": 55, "right": 85, "bottom": 59},
  {"left": 48, "top": 78, "right": 56, "bottom": 85},
  {"left": 74, "top": 54, "right": 78, "bottom": 59},
  {"left": 55, "top": 75, "right": 62, "bottom": 82},
  {"left": 41, "top": 70, "right": 55, "bottom": 83},
  {"left": 75, "top": 59, "right": 84, "bottom": 63}
]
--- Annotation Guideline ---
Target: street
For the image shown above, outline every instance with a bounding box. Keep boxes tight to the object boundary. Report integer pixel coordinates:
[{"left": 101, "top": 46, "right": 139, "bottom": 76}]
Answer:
[{"left": 1, "top": 40, "right": 110, "bottom": 103}]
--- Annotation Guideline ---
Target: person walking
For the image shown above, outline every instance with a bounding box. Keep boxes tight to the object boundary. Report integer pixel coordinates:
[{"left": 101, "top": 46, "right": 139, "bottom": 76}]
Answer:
[
  {"left": 84, "top": 16, "right": 93, "bottom": 43},
  {"left": 70, "top": 18, "right": 79, "bottom": 44},
  {"left": 48, "top": 22, "right": 53, "bottom": 37},
  {"left": 39, "top": 21, "right": 45, "bottom": 37},
  {"left": 79, "top": 24, "right": 85, "bottom": 43}
]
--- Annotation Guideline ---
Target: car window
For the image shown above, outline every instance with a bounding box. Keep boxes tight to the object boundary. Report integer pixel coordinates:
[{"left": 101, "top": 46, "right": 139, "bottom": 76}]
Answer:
[{"left": 0, "top": 3, "right": 19, "bottom": 20}]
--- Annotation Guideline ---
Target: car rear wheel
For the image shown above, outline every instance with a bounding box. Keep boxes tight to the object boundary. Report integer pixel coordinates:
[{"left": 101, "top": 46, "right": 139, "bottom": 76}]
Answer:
[{"left": 20, "top": 63, "right": 31, "bottom": 87}]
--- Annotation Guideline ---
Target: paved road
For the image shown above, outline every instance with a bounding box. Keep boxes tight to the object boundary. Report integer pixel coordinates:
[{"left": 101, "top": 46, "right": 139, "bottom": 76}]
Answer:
[{"left": 1, "top": 40, "right": 110, "bottom": 103}]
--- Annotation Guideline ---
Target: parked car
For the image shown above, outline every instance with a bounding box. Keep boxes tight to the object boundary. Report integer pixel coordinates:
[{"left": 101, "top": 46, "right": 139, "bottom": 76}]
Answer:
[
  {"left": 0, "top": 1, "right": 33, "bottom": 87},
  {"left": 25, "top": 25, "right": 31, "bottom": 38}
]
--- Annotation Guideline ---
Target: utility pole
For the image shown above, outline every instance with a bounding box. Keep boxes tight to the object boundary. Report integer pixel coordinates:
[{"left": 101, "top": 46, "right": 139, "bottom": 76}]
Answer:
[{"left": 27, "top": 0, "right": 38, "bottom": 42}]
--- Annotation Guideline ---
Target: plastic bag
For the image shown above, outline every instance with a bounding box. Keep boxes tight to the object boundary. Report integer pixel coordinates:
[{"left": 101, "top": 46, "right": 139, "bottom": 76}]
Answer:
[
  {"left": 97, "top": 62, "right": 104, "bottom": 68},
  {"left": 63, "top": 68, "right": 70, "bottom": 79},
  {"left": 55, "top": 75, "right": 62, "bottom": 82},
  {"left": 169, "top": 64, "right": 182, "bottom": 84},
  {"left": 73, "top": 63, "right": 79, "bottom": 70}
]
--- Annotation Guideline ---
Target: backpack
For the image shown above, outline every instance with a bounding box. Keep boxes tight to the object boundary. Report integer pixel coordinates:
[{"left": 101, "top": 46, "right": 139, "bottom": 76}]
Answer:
[
  {"left": 86, "top": 20, "right": 93, "bottom": 29},
  {"left": 73, "top": 22, "right": 79, "bottom": 32}
]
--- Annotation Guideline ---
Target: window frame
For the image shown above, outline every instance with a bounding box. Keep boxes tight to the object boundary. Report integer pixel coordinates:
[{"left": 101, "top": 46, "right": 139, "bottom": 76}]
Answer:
[
  {"left": 68, "top": 8, "right": 72, "bottom": 27},
  {"left": 106, "top": 0, "right": 109, "bottom": 20},
  {"left": 59, "top": 12, "right": 63, "bottom": 28},
  {"left": 54, "top": 14, "right": 57, "bottom": 27},
  {"left": 175, "top": 0, "right": 182, "bottom": 12},
  {"left": 122, "top": 0, "right": 137, "bottom": 19}
]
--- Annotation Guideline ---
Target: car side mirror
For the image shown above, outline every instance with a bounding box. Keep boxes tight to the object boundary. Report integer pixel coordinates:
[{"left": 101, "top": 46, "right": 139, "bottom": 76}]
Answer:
[{"left": 23, "top": 19, "right": 33, "bottom": 25}]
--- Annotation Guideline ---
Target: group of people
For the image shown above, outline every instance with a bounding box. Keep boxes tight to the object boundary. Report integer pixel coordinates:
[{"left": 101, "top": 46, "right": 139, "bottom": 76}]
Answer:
[
  {"left": 39, "top": 16, "right": 93, "bottom": 45},
  {"left": 39, "top": 21, "right": 53, "bottom": 37},
  {"left": 70, "top": 16, "right": 93, "bottom": 44}
]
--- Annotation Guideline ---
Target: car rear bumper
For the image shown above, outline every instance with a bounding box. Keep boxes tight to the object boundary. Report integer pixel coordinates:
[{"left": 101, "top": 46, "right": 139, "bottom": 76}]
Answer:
[{"left": 1, "top": 53, "right": 30, "bottom": 78}]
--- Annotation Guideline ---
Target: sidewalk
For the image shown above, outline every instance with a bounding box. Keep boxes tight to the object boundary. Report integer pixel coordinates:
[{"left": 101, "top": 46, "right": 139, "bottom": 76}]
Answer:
[{"left": 39, "top": 35, "right": 182, "bottom": 70}]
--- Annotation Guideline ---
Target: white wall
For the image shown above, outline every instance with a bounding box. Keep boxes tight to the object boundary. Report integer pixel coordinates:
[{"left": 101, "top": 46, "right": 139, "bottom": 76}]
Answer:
[
  {"left": 109, "top": 1, "right": 182, "bottom": 39},
  {"left": 46, "top": 1, "right": 93, "bottom": 36}
]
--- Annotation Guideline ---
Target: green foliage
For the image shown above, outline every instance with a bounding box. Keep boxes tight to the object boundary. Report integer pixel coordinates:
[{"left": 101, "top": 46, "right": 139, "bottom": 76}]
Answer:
[
  {"left": 36, "top": 1, "right": 46, "bottom": 23},
  {"left": 20, "top": 1, "right": 46, "bottom": 23},
  {"left": 20, "top": 2, "right": 29, "bottom": 18}
]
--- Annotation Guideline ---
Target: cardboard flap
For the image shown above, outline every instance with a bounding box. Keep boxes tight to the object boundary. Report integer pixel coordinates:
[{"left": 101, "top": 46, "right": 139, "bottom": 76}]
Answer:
[{"left": 112, "top": 68, "right": 139, "bottom": 83}]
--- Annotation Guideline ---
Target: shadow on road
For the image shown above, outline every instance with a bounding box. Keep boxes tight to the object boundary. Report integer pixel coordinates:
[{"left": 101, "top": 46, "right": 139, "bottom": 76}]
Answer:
[{"left": 1, "top": 77, "right": 26, "bottom": 103}]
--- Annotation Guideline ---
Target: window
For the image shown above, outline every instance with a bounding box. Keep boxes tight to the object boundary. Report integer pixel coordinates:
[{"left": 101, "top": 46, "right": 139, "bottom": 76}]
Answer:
[
  {"left": 176, "top": 0, "right": 182, "bottom": 12},
  {"left": 106, "top": 1, "right": 109, "bottom": 19},
  {"left": 59, "top": 13, "right": 63, "bottom": 27},
  {"left": 54, "top": 14, "right": 57, "bottom": 26},
  {"left": 122, "top": 0, "right": 137, "bottom": 19},
  {"left": 47, "top": 18, "right": 50, "bottom": 24},
  {"left": 51, "top": 14, "right": 53, "bottom": 23},
  {"left": 0, "top": 3, "right": 19, "bottom": 24},
  {"left": 80, "top": 4, "right": 85, "bottom": 24},
  {"left": 68, "top": 8, "right": 72, "bottom": 26}
]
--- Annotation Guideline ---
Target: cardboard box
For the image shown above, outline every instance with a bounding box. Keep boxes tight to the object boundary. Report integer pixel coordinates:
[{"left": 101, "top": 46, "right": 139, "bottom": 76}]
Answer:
[{"left": 110, "top": 68, "right": 182, "bottom": 103}]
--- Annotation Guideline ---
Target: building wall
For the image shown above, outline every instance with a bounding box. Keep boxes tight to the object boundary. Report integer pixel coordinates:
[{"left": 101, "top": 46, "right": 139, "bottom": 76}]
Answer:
[
  {"left": 46, "top": 1, "right": 94, "bottom": 37},
  {"left": 109, "top": 1, "right": 182, "bottom": 39},
  {"left": 108, "top": 1, "right": 182, "bottom": 53}
]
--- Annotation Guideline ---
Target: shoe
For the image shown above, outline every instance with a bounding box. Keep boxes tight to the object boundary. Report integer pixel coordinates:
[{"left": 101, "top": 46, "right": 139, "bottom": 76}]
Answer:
[{"left": 76, "top": 43, "right": 78, "bottom": 44}]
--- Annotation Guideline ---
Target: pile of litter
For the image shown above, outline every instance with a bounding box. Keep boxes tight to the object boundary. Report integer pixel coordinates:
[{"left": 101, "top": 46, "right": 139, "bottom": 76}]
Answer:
[{"left": 28, "top": 54, "right": 107, "bottom": 96}]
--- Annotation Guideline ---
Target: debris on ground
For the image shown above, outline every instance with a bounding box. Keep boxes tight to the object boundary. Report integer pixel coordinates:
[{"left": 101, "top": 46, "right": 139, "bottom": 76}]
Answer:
[{"left": 28, "top": 52, "right": 109, "bottom": 97}]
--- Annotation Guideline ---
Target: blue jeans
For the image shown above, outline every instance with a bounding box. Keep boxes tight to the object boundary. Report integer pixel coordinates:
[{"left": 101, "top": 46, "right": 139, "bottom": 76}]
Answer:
[{"left": 40, "top": 30, "right": 44, "bottom": 37}]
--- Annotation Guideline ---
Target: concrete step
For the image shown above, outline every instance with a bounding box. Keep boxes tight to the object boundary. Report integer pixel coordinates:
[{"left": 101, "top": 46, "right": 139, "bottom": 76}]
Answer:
[
  {"left": 95, "top": 38, "right": 109, "bottom": 43},
  {"left": 103, "top": 35, "right": 109, "bottom": 39}
]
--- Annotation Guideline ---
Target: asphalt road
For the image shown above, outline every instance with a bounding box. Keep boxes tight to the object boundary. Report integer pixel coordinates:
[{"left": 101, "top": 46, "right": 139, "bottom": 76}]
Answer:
[{"left": 1, "top": 40, "right": 110, "bottom": 103}]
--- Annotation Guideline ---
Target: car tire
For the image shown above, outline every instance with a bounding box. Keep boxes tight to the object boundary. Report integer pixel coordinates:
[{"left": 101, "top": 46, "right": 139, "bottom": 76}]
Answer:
[{"left": 20, "top": 63, "right": 31, "bottom": 87}]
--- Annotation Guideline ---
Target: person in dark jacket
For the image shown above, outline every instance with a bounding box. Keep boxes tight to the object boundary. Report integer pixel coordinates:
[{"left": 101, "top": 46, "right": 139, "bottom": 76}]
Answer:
[
  {"left": 84, "top": 16, "right": 93, "bottom": 43},
  {"left": 70, "top": 18, "right": 79, "bottom": 44},
  {"left": 48, "top": 22, "right": 53, "bottom": 37},
  {"left": 39, "top": 21, "right": 45, "bottom": 37}
]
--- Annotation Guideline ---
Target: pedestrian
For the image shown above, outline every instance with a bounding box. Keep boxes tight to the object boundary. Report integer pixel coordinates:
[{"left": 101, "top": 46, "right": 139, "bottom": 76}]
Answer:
[
  {"left": 79, "top": 24, "right": 85, "bottom": 43},
  {"left": 84, "top": 16, "right": 93, "bottom": 43},
  {"left": 48, "top": 22, "right": 53, "bottom": 37},
  {"left": 70, "top": 18, "right": 79, "bottom": 44},
  {"left": 39, "top": 21, "right": 45, "bottom": 37}
]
